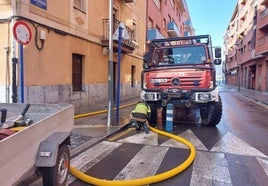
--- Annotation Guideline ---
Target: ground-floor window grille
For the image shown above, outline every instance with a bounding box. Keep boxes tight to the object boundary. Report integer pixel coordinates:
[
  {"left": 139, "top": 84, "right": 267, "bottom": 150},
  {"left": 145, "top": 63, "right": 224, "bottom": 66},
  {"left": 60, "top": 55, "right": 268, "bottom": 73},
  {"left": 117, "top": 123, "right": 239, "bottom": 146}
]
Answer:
[
  {"left": 131, "top": 65, "right": 136, "bottom": 87},
  {"left": 72, "top": 53, "right": 83, "bottom": 91}
]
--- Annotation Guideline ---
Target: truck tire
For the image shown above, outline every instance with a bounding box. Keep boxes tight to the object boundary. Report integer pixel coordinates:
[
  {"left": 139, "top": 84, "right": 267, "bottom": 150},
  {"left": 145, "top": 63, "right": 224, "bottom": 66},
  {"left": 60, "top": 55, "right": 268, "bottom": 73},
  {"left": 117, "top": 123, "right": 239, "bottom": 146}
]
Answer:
[
  {"left": 147, "top": 102, "right": 158, "bottom": 127},
  {"left": 162, "top": 107, "right": 166, "bottom": 122},
  {"left": 42, "top": 144, "right": 70, "bottom": 186},
  {"left": 200, "top": 95, "right": 222, "bottom": 126}
]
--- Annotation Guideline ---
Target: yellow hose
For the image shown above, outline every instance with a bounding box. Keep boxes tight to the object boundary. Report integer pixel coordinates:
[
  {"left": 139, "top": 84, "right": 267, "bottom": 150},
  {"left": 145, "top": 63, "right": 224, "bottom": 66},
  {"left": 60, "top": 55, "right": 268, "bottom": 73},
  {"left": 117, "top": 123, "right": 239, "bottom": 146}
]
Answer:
[
  {"left": 69, "top": 126, "right": 196, "bottom": 185},
  {"left": 74, "top": 102, "right": 137, "bottom": 119},
  {"left": 10, "top": 102, "right": 196, "bottom": 185}
]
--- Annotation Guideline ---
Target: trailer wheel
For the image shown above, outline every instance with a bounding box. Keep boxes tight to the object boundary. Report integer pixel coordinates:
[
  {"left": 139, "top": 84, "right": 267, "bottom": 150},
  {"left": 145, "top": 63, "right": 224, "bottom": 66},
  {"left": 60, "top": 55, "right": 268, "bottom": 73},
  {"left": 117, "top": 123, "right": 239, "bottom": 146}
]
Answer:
[{"left": 42, "top": 144, "right": 70, "bottom": 186}]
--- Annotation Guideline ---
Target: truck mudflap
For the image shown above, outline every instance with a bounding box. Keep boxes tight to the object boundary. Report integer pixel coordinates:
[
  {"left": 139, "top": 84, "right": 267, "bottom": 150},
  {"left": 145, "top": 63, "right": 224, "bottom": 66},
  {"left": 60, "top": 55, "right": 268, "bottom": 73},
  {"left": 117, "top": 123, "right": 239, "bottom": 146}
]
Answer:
[{"left": 36, "top": 132, "right": 71, "bottom": 167}]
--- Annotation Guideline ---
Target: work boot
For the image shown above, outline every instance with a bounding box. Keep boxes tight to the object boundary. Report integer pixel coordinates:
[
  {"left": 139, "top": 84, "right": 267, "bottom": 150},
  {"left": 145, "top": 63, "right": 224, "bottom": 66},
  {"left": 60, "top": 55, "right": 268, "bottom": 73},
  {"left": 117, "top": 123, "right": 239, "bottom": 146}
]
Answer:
[
  {"left": 143, "top": 122, "right": 149, "bottom": 134},
  {"left": 135, "top": 122, "right": 142, "bottom": 130},
  {"left": 128, "top": 121, "right": 139, "bottom": 129}
]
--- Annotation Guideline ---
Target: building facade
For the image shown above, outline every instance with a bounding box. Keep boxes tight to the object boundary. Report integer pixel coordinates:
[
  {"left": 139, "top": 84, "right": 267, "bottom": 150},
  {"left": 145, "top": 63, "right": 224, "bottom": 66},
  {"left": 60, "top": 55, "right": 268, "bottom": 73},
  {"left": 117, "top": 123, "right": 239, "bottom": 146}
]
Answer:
[
  {"left": 146, "top": 0, "right": 194, "bottom": 42},
  {"left": 0, "top": 0, "right": 193, "bottom": 113},
  {"left": 0, "top": 0, "right": 146, "bottom": 113},
  {"left": 224, "top": 0, "right": 268, "bottom": 100}
]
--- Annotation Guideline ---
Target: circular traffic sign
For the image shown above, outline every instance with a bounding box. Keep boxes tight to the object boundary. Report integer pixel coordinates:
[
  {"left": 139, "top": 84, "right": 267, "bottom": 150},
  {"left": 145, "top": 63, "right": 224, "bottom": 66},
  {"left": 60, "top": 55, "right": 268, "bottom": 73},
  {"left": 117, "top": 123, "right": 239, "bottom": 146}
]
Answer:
[{"left": 13, "top": 21, "right": 32, "bottom": 45}]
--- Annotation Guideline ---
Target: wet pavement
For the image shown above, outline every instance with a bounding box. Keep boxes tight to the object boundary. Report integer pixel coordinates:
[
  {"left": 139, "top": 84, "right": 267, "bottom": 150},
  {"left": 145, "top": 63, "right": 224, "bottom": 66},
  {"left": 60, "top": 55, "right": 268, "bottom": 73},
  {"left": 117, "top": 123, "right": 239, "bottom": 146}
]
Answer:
[
  {"left": 69, "top": 85, "right": 268, "bottom": 157},
  {"left": 70, "top": 99, "right": 138, "bottom": 157}
]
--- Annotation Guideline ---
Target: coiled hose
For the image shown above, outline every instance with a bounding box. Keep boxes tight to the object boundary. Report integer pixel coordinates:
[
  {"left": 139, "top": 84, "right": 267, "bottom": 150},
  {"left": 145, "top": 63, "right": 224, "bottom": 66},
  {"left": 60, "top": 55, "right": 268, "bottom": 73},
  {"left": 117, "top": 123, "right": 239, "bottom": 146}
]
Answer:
[{"left": 69, "top": 125, "right": 196, "bottom": 185}]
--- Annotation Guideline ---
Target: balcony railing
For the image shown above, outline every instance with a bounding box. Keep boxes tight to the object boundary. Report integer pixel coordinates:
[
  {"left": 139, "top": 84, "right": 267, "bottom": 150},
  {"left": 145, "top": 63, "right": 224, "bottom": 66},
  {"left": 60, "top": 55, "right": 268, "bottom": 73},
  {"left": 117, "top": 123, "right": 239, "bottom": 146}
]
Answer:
[
  {"left": 256, "top": 35, "right": 268, "bottom": 55},
  {"left": 101, "top": 18, "right": 137, "bottom": 53},
  {"left": 167, "top": 21, "right": 180, "bottom": 37},
  {"left": 147, "top": 28, "right": 164, "bottom": 41}
]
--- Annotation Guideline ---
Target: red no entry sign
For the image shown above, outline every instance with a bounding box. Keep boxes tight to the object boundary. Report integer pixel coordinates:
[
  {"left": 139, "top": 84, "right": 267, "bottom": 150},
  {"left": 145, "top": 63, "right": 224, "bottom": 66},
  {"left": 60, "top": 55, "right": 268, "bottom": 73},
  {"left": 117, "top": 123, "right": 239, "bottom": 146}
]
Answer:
[{"left": 13, "top": 21, "right": 32, "bottom": 45}]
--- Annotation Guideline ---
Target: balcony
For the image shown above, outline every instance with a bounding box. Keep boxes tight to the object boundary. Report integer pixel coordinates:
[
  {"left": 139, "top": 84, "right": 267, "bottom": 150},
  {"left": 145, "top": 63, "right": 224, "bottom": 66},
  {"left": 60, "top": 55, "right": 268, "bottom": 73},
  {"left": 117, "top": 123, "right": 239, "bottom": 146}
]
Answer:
[
  {"left": 258, "top": 9, "right": 268, "bottom": 30},
  {"left": 175, "top": 0, "right": 186, "bottom": 12},
  {"left": 167, "top": 22, "right": 180, "bottom": 37},
  {"left": 256, "top": 34, "right": 268, "bottom": 55},
  {"left": 101, "top": 18, "right": 137, "bottom": 53},
  {"left": 183, "top": 20, "right": 192, "bottom": 32},
  {"left": 147, "top": 29, "right": 164, "bottom": 42}
]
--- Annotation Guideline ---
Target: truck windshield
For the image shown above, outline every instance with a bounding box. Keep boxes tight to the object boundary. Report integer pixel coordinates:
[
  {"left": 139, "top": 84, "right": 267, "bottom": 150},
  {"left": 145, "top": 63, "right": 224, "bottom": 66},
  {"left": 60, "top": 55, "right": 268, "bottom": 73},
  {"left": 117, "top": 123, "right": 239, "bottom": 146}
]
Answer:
[{"left": 151, "top": 45, "right": 207, "bottom": 66}]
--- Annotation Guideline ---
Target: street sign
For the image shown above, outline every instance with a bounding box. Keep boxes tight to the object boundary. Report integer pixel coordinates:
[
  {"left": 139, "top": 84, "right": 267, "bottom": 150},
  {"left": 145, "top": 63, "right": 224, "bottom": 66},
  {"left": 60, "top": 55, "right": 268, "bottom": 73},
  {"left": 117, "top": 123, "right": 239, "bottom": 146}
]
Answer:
[
  {"left": 13, "top": 21, "right": 32, "bottom": 45},
  {"left": 113, "top": 22, "right": 130, "bottom": 40}
]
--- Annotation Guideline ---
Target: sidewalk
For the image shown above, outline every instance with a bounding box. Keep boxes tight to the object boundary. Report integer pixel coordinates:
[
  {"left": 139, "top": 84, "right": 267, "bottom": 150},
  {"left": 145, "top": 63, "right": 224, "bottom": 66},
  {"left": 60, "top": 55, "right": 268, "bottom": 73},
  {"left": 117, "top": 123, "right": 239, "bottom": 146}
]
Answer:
[
  {"left": 70, "top": 98, "right": 138, "bottom": 157},
  {"left": 224, "top": 84, "right": 268, "bottom": 108}
]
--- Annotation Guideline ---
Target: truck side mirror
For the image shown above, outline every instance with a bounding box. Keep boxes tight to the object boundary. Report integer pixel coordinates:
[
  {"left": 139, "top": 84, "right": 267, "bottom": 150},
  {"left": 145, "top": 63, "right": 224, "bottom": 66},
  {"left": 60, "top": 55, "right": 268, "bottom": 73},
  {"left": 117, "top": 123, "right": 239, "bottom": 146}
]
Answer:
[{"left": 214, "top": 47, "right": 221, "bottom": 58}]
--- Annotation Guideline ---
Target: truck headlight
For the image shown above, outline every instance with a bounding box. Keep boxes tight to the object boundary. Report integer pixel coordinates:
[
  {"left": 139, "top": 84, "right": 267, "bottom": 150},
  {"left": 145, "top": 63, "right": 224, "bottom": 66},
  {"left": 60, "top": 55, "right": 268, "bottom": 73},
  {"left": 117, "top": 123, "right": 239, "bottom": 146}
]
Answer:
[
  {"left": 194, "top": 92, "right": 211, "bottom": 102},
  {"left": 141, "top": 91, "right": 160, "bottom": 101},
  {"left": 198, "top": 93, "right": 211, "bottom": 101}
]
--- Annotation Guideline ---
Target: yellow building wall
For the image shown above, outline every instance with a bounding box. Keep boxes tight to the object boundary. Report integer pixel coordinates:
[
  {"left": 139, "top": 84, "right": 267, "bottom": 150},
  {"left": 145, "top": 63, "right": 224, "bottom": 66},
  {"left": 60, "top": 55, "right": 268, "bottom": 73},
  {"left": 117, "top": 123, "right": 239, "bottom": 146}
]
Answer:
[{"left": 0, "top": 0, "right": 146, "bottom": 112}]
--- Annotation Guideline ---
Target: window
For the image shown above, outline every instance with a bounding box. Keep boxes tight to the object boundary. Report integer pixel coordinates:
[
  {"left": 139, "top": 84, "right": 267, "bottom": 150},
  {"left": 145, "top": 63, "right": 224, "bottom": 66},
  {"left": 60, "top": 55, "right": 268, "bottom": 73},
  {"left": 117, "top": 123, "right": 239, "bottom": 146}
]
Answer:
[
  {"left": 163, "top": 18, "right": 166, "bottom": 30},
  {"left": 148, "top": 18, "right": 153, "bottom": 29},
  {"left": 72, "top": 54, "right": 83, "bottom": 91},
  {"left": 152, "top": 46, "right": 207, "bottom": 66},
  {"left": 170, "top": 0, "right": 175, "bottom": 9},
  {"left": 73, "top": 0, "right": 86, "bottom": 12},
  {"left": 153, "top": 0, "right": 161, "bottom": 10},
  {"left": 131, "top": 65, "right": 136, "bottom": 87},
  {"left": 133, "top": 21, "right": 137, "bottom": 41}
]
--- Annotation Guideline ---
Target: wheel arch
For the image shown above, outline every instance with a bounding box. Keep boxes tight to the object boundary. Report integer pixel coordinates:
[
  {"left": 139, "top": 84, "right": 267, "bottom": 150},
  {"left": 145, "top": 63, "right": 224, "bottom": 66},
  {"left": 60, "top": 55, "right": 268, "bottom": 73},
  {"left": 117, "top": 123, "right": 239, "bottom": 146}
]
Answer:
[{"left": 35, "top": 132, "right": 71, "bottom": 168}]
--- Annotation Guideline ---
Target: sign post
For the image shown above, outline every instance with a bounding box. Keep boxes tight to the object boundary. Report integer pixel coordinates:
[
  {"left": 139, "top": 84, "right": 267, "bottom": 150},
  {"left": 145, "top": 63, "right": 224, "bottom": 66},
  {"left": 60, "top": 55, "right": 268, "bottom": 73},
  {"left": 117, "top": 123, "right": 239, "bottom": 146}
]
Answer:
[
  {"left": 13, "top": 21, "right": 32, "bottom": 103},
  {"left": 115, "top": 26, "right": 123, "bottom": 123},
  {"left": 113, "top": 23, "right": 129, "bottom": 123}
]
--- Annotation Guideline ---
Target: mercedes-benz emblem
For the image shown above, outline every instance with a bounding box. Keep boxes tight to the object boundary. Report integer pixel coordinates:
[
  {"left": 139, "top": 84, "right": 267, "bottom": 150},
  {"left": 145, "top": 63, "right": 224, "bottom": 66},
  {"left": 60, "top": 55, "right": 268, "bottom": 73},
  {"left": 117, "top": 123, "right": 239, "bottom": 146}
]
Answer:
[{"left": 172, "top": 78, "right": 180, "bottom": 86}]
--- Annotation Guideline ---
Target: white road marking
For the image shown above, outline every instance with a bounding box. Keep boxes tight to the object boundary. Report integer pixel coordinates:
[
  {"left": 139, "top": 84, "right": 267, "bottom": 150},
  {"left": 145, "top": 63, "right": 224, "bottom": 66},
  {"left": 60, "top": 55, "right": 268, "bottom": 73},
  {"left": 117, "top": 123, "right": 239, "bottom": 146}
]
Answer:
[
  {"left": 190, "top": 151, "right": 232, "bottom": 186},
  {"left": 211, "top": 132, "right": 267, "bottom": 158},
  {"left": 114, "top": 145, "right": 169, "bottom": 180},
  {"left": 117, "top": 131, "right": 158, "bottom": 146},
  {"left": 257, "top": 157, "right": 268, "bottom": 176},
  {"left": 68, "top": 141, "right": 122, "bottom": 184},
  {"left": 68, "top": 131, "right": 267, "bottom": 185},
  {"left": 160, "top": 129, "right": 208, "bottom": 151}
]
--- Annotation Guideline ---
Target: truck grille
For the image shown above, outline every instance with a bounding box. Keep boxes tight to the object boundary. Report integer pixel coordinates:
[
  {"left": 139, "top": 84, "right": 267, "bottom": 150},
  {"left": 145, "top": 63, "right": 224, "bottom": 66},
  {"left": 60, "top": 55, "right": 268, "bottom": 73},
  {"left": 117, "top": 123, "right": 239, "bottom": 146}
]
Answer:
[{"left": 148, "top": 71, "right": 210, "bottom": 90}]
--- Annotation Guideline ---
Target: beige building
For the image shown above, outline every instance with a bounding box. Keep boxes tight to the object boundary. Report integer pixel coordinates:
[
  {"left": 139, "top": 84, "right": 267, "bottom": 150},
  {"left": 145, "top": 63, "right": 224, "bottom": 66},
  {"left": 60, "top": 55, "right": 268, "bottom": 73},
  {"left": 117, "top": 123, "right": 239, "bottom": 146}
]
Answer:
[
  {"left": 224, "top": 0, "right": 268, "bottom": 99},
  {"left": 0, "top": 0, "right": 146, "bottom": 113}
]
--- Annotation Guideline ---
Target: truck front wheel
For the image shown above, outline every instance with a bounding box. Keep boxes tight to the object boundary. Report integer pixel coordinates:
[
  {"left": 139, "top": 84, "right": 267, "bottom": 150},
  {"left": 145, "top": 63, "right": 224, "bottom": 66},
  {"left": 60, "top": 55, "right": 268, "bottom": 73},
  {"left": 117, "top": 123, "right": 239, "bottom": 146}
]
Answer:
[
  {"left": 42, "top": 144, "right": 70, "bottom": 186},
  {"left": 200, "top": 95, "right": 222, "bottom": 126}
]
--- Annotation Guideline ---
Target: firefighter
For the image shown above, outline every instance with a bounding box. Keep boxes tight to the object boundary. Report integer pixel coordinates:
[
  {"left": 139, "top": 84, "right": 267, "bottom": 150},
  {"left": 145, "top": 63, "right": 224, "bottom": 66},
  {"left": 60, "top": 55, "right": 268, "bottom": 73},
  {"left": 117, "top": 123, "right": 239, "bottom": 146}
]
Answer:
[{"left": 127, "top": 101, "right": 151, "bottom": 134}]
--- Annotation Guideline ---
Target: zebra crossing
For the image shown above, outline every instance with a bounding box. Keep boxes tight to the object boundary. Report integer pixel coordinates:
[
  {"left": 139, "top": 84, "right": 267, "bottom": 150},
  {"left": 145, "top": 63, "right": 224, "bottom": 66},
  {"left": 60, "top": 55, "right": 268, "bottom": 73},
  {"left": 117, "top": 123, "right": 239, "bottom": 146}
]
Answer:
[{"left": 68, "top": 129, "right": 268, "bottom": 186}]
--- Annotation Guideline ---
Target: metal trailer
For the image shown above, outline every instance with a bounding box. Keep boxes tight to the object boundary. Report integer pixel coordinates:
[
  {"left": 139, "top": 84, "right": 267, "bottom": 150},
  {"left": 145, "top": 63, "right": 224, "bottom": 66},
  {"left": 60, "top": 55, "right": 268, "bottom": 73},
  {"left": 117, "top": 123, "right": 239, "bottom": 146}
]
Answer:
[{"left": 0, "top": 103, "right": 74, "bottom": 186}]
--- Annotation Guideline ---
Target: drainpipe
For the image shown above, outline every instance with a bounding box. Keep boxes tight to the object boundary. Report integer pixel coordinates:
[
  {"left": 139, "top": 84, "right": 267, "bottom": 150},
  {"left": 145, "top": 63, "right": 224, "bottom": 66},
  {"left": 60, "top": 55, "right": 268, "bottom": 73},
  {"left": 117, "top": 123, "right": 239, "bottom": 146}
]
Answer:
[
  {"left": 11, "top": 0, "right": 18, "bottom": 103},
  {"left": 11, "top": 57, "right": 18, "bottom": 103},
  {"left": 4, "top": 46, "right": 10, "bottom": 103}
]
